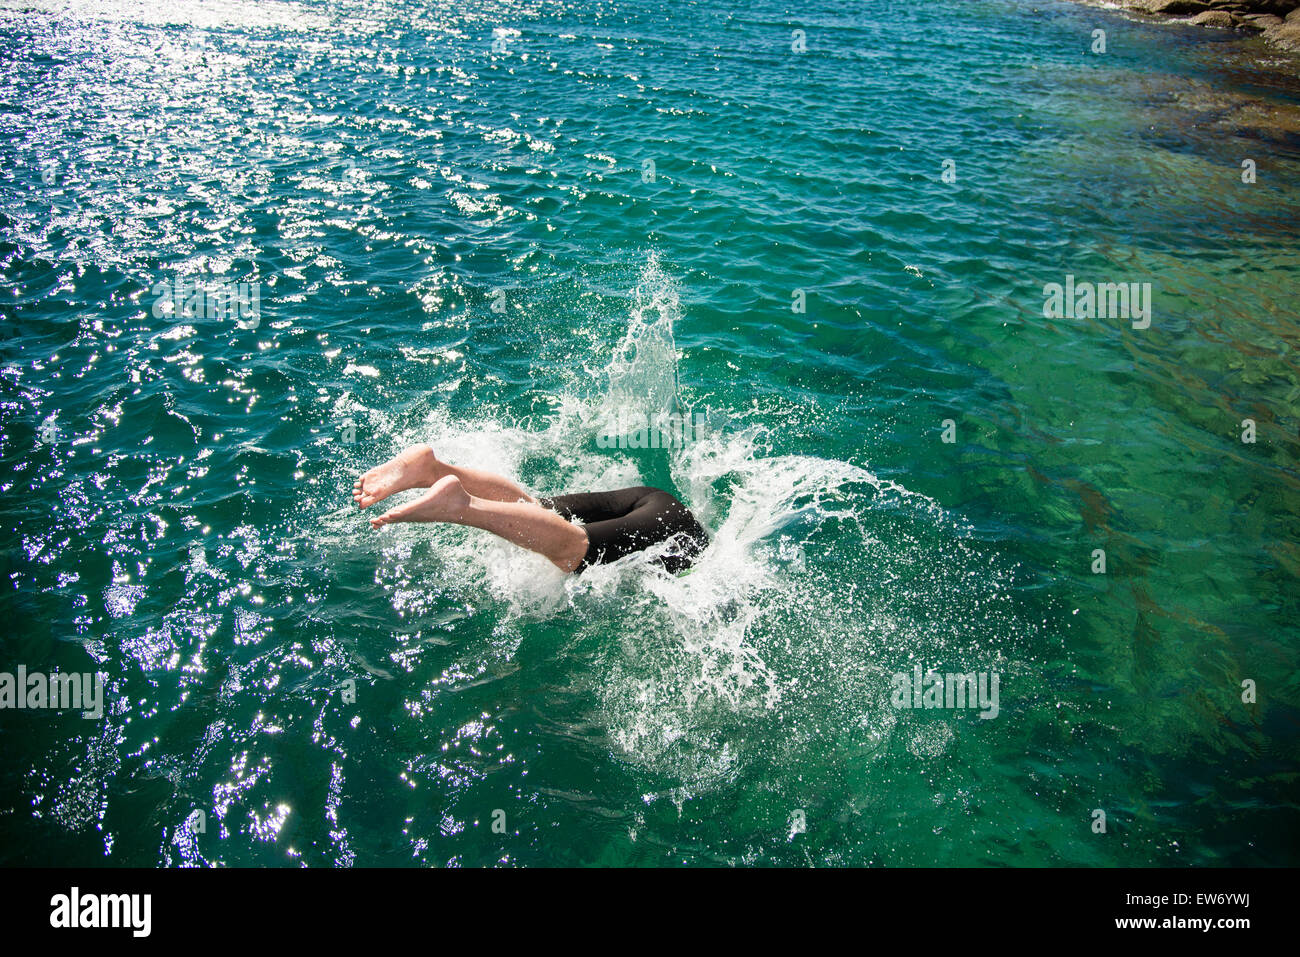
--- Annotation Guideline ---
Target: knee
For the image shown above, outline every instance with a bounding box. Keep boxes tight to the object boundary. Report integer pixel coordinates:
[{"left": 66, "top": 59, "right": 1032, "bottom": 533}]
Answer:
[
  {"left": 550, "top": 525, "right": 590, "bottom": 574},
  {"left": 636, "top": 487, "right": 682, "bottom": 511}
]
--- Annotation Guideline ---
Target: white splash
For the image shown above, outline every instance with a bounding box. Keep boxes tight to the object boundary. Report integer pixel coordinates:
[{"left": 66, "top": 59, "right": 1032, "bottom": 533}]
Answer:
[{"left": 321, "top": 253, "right": 1019, "bottom": 794}]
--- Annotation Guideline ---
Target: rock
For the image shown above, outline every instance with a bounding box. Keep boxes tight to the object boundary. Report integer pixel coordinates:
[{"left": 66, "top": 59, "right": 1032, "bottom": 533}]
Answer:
[
  {"left": 1265, "top": 18, "right": 1300, "bottom": 48},
  {"left": 1140, "top": 0, "right": 1212, "bottom": 13},
  {"left": 1227, "top": 0, "right": 1298, "bottom": 13},
  {"left": 1151, "top": 0, "right": 1295, "bottom": 13},
  {"left": 1083, "top": 0, "right": 1300, "bottom": 62},
  {"left": 1191, "top": 9, "right": 1238, "bottom": 25},
  {"left": 1235, "top": 12, "right": 1286, "bottom": 28}
]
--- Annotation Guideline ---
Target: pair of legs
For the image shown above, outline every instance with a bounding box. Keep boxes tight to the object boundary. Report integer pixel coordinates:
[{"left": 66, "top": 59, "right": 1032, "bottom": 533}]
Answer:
[{"left": 353, "top": 445, "right": 589, "bottom": 573}]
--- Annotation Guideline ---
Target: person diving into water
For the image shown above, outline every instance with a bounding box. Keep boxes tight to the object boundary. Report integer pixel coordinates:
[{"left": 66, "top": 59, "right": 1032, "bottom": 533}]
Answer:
[{"left": 354, "top": 444, "right": 709, "bottom": 574}]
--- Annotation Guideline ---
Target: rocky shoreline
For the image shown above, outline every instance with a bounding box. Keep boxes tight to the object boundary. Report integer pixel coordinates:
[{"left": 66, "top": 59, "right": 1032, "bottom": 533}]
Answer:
[{"left": 1082, "top": 1, "right": 1300, "bottom": 54}]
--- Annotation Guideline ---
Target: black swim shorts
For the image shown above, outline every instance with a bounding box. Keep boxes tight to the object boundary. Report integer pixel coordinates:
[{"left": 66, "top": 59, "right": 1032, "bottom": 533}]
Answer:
[{"left": 537, "top": 486, "right": 709, "bottom": 574}]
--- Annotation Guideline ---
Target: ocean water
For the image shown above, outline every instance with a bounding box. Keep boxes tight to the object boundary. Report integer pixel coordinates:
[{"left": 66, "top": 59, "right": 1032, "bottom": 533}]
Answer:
[{"left": 1, "top": 0, "right": 1298, "bottom": 867}]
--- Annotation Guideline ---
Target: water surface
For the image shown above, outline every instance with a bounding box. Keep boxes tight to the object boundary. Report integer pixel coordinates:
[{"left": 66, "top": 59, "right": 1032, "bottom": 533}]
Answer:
[{"left": 1, "top": 0, "right": 1298, "bottom": 866}]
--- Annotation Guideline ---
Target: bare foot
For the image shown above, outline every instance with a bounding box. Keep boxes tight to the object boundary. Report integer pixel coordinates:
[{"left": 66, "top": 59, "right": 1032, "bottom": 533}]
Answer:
[
  {"left": 370, "top": 475, "right": 471, "bottom": 529},
  {"left": 353, "top": 444, "right": 440, "bottom": 509}
]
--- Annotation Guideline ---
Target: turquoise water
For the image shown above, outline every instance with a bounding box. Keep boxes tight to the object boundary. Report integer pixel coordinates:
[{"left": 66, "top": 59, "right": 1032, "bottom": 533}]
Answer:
[{"left": 2, "top": 0, "right": 1298, "bottom": 867}]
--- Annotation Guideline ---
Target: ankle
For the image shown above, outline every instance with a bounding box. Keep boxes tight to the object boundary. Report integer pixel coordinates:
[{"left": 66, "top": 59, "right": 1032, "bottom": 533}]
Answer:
[{"left": 417, "top": 445, "right": 447, "bottom": 483}]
